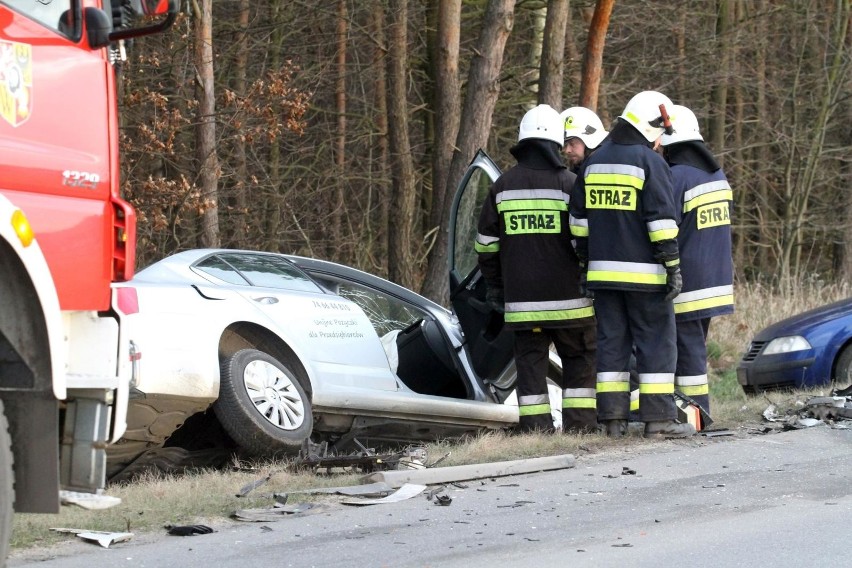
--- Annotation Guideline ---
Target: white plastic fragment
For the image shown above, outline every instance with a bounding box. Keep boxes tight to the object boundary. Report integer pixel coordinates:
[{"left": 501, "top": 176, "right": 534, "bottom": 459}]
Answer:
[
  {"left": 50, "top": 528, "right": 133, "bottom": 548},
  {"left": 341, "top": 483, "right": 426, "bottom": 506}
]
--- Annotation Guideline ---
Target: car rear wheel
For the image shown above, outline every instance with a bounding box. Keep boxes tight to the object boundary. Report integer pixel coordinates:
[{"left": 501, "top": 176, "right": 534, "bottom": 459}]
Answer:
[
  {"left": 833, "top": 344, "right": 852, "bottom": 386},
  {"left": 0, "top": 399, "right": 14, "bottom": 562},
  {"left": 214, "top": 349, "right": 312, "bottom": 456}
]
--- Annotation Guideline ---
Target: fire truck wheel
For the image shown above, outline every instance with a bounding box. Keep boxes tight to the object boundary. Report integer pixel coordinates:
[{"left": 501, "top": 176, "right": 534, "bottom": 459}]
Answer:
[
  {"left": 0, "top": 399, "right": 14, "bottom": 562},
  {"left": 214, "top": 349, "right": 312, "bottom": 456}
]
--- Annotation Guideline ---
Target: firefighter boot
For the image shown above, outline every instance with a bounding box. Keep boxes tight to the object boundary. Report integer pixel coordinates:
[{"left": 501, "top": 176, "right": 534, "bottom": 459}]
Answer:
[
  {"left": 643, "top": 420, "right": 696, "bottom": 439},
  {"left": 603, "top": 419, "right": 627, "bottom": 438}
]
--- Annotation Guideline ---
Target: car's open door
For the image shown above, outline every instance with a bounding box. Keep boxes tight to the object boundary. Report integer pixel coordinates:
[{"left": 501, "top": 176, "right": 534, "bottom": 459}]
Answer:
[{"left": 447, "top": 150, "right": 516, "bottom": 384}]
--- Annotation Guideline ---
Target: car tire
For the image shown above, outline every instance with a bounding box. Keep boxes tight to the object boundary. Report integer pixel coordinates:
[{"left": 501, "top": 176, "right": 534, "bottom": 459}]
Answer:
[
  {"left": 214, "top": 349, "right": 312, "bottom": 456},
  {"left": 0, "top": 399, "right": 14, "bottom": 562},
  {"left": 833, "top": 344, "right": 852, "bottom": 386}
]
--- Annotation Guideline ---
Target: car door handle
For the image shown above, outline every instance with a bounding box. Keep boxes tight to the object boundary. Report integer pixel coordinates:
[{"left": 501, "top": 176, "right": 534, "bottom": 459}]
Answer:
[{"left": 252, "top": 296, "right": 279, "bottom": 305}]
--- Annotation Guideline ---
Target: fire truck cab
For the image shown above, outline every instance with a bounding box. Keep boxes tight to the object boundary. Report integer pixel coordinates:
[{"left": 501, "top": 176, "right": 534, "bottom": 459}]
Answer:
[{"left": 0, "top": 0, "right": 177, "bottom": 558}]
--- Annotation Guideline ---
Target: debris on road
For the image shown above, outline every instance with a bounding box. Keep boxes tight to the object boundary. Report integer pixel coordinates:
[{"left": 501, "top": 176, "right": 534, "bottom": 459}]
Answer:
[
  {"left": 166, "top": 524, "right": 215, "bottom": 536},
  {"left": 294, "top": 439, "right": 427, "bottom": 474},
  {"left": 237, "top": 473, "right": 274, "bottom": 497},
  {"left": 50, "top": 528, "right": 133, "bottom": 548},
  {"left": 760, "top": 392, "right": 852, "bottom": 431},
  {"left": 280, "top": 481, "right": 396, "bottom": 499},
  {"left": 434, "top": 494, "right": 452, "bottom": 506},
  {"left": 340, "top": 483, "right": 426, "bottom": 506},
  {"left": 231, "top": 502, "right": 328, "bottom": 522},
  {"left": 361, "top": 454, "right": 576, "bottom": 488}
]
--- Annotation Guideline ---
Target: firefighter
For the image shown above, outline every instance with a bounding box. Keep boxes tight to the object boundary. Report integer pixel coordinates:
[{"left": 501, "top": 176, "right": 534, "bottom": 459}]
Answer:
[
  {"left": 569, "top": 91, "right": 695, "bottom": 439},
  {"left": 476, "top": 104, "right": 597, "bottom": 434},
  {"left": 560, "top": 106, "right": 609, "bottom": 173},
  {"left": 661, "top": 104, "right": 735, "bottom": 415}
]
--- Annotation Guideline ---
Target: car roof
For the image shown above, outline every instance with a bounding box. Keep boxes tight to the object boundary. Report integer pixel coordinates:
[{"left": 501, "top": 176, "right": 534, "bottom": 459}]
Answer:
[{"left": 133, "top": 250, "right": 449, "bottom": 314}]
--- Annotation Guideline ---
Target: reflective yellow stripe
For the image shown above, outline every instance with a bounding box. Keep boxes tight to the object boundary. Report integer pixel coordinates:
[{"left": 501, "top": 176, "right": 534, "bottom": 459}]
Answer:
[
  {"left": 630, "top": 397, "right": 640, "bottom": 411},
  {"left": 505, "top": 306, "right": 595, "bottom": 323},
  {"left": 518, "top": 403, "right": 551, "bottom": 416},
  {"left": 684, "top": 189, "right": 733, "bottom": 213},
  {"left": 585, "top": 173, "right": 645, "bottom": 190},
  {"left": 497, "top": 199, "right": 568, "bottom": 213},
  {"left": 588, "top": 270, "right": 666, "bottom": 285},
  {"left": 647, "top": 219, "right": 678, "bottom": 242},
  {"left": 639, "top": 383, "right": 675, "bottom": 395},
  {"left": 648, "top": 227, "right": 678, "bottom": 242},
  {"left": 569, "top": 214, "right": 589, "bottom": 237},
  {"left": 679, "top": 384, "right": 709, "bottom": 396},
  {"left": 475, "top": 241, "right": 499, "bottom": 253},
  {"left": 674, "top": 294, "right": 734, "bottom": 314},
  {"left": 597, "top": 382, "right": 630, "bottom": 393},
  {"left": 563, "top": 398, "right": 596, "bottom": 409}
]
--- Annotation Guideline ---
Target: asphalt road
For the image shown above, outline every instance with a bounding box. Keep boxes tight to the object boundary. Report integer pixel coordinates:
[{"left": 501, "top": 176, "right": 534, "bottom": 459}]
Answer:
[{"left": 9, "top": 426, "right": 852, "bottom": 567}]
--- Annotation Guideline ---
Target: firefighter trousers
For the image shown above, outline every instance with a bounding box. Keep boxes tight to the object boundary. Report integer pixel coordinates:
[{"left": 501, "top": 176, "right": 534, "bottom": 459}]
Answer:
[
  {"left": 676, "top": 317, "right": 712, "bottom": 414},
  {"left": 594, "top": 289, "right": 677, "bottom": 422},
  {"left": 513, "top": 325, "right": 597, "bottom": 433}
]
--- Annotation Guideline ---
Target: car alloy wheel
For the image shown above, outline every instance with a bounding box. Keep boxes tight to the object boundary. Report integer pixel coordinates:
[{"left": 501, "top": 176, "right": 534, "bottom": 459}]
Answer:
[
  {"left": 214, "top": 349, "right": 313, "bottom": 456},
  {"left": 242, "top": 358, "right": 306, "bottom": 430}
]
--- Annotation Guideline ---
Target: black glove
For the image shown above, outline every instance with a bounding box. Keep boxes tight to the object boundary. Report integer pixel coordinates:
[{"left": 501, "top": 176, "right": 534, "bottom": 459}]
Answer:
[
  {"left": 664, "top": 267, "right": 682, "bottom": 301},
  {"left": 486, "top": 287, "right": 505, "bottom": 314}
]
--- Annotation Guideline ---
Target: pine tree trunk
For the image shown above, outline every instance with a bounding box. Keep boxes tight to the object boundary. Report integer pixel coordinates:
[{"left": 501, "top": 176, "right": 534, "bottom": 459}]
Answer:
[
  {"left": 538, "top": 0, "right": 569, "bottom": 108},
  {"left": 421, "top": 0, "right": 517, "bottom": 303},
  {"left": 386, "top": 0, "right": 419, "bottom": 289},
  {"left": 194, "top": 0, "right": 220, "bottom": 248},
  {"left": 578, "top": 0, "right": 614, "bottom": 111}
]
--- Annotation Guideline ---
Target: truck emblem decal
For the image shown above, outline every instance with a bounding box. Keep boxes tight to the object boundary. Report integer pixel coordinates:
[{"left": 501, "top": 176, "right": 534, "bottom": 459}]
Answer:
[{"left": 0, "top": 40, "right": 33, "bottom": 127}]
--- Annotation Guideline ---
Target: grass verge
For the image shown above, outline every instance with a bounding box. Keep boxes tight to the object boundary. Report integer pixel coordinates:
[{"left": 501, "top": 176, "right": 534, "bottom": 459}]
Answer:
[{"left": 11, "top": 280, "right": 848, "bottom": 551}]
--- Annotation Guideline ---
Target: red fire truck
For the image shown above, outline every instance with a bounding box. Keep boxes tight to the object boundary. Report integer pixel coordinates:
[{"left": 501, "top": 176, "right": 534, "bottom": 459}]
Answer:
[{"left": 0, "top": 0, "right": 177, "bottom": 557}]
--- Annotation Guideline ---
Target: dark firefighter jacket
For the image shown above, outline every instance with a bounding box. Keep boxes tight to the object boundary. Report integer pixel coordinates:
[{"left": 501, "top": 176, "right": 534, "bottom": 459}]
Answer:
[
  {"left": 569, "top": 120, "right": 680, "bottom": 292},
  {"left": 475, "top": 139, "right": 594, "bottom": 330},
  {"left": 666, "top": 141, "right": 735, "bottom": 321}
]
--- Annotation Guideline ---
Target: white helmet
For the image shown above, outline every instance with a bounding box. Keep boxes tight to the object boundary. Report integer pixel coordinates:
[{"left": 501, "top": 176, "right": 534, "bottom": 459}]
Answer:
[
  {"left": 618, "top": 90, "right": 674, "bottom": 143},
  {"left": 518, "top": 104, "right": 564, "bottom": 147},
  {"left": 661, "top": 104, "right": 704, "bottom": 146},
  {"left": 561, "top": 106, "right": 608, "bottom": 150}
]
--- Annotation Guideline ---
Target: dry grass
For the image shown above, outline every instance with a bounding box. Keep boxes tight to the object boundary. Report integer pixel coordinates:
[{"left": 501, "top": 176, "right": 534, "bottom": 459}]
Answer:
[
  {"left": 709, "top": 279, "right": 850, "bottom": 363},
  {"left": 11, "top": 280, "right": 847, "bottom": 551}
]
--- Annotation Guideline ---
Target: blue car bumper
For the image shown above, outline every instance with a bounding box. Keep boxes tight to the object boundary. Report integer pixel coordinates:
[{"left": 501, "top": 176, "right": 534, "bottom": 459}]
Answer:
[{"left": 737, "top": 353, "right": 816, "bottom": 393}]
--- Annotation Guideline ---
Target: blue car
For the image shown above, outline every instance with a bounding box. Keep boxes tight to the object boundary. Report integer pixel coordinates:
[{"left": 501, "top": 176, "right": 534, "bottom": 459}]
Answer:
[{"left": 737, "top": 299, "right": 852, "bottom": 393}]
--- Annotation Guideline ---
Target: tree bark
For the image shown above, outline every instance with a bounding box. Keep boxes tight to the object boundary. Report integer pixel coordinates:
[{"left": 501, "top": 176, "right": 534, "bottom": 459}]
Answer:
[
  {"left": 194, "top": 0, "right": 220, "bottom": 248},
  {"left": 538, "top": 0, "right": 569, "bottom": 108},
  {"left": 526, "top": 3, "right": 546, "bottom": 103},
  {"left": 578, "top": 0, "right": 614, "bottom": 111},
  {"left": 421, "top": 0, "right": 517, "bottom": 303},
  {"left": 230, "top": 0, "right": 250, "bottom": 248},
  {"left": 428, "top": 0, "right": 462, "bottom": 246},
  {"left": 386, "top": 0, "right": 419, "bottom": 289},
  {"left": 709, "top": 0, "right": 732, "bottom": 161},
  {"left": 371, "top": 1, "right": 390, "bottom": 274},
  {"left": 265, "top": 0, "right": 284, "bottom": 250},
  {"left": 329, "top": 0, "right": 348, "bottom": 262}
]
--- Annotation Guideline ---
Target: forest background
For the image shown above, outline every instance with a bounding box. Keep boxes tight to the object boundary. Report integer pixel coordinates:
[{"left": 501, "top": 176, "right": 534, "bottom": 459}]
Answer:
[{"left": 120, "top": 0, "right": 851, "bottom": 304}]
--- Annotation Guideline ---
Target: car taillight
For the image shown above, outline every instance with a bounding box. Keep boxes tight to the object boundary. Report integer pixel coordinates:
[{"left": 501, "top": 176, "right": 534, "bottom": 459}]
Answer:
[{"left": 116, "top": 286, "right": 139, "bottom": 315}]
